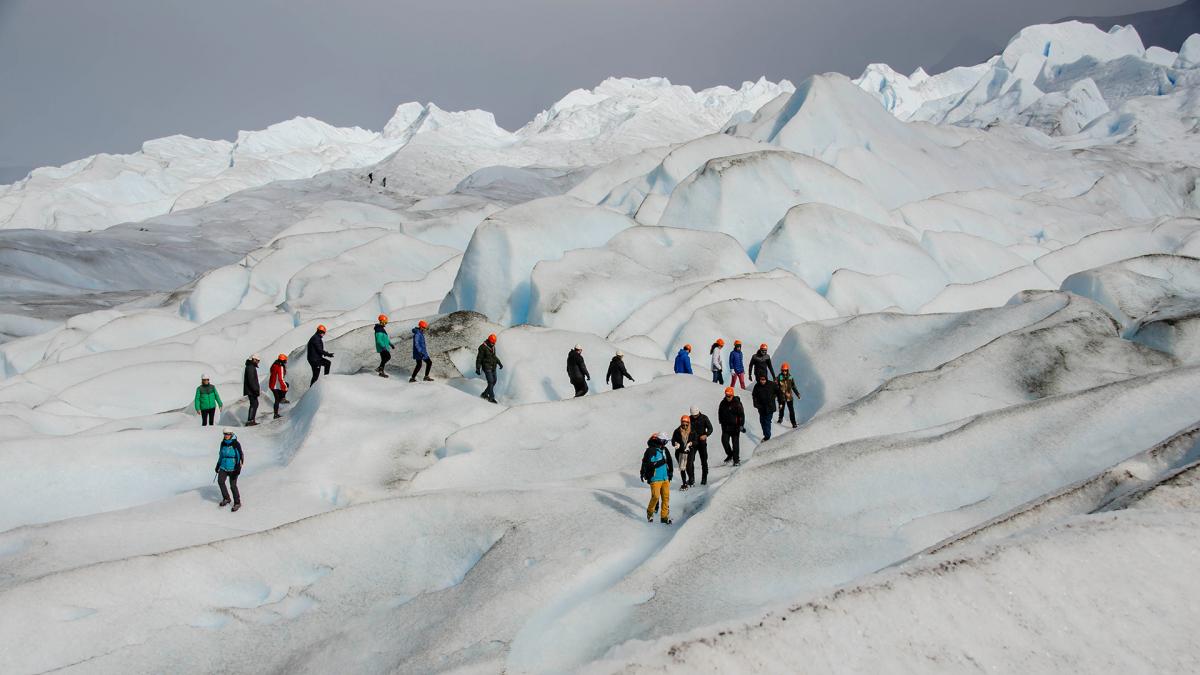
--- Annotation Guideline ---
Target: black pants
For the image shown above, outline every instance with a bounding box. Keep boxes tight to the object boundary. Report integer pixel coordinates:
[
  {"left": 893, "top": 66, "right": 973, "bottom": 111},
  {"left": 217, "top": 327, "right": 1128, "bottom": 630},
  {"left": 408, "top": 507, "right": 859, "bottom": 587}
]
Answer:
[
  {"left": 309, "top": 358, "right": 331, "bottom": 385},
  {"left": 412, "top": 358, "right": 431, "bottom": 380},
  {"left": 218, "top": 470, "right": 241, "bottom": 504},
  {"left": 272, "top": 389, "right": 285, "bottom": 416},
  {"left": 611, "top": 379, "right": 624, "bottom": 390},
  {"left": 712, "top": 369, "right": 724, "bottom": 384},
  {"left": 200, "top": 408, "right": 216, "bottom": 426},
  {"left": 571, "top": 377, "right": 588, "bottom": 397},
  {"left": 482, "top": 368, "right": 497, "bottom": 400},
  {"left": 759, "top": 411, "right": 773, "bottom": 440},
  {"left": 694, "top": 443, "right": 709, "bottom": 485},
  {"left": 378, "top": 351, "right": 391, "bottom": 370},
  {"left": 721, "top": 425, "right": 741, "bottom": 463},
  {"left": 247, "top": 395, "right": 259, "bottom": 423},
  {"left": 778, "top": 399, "right": 796, "bottom": 426}
]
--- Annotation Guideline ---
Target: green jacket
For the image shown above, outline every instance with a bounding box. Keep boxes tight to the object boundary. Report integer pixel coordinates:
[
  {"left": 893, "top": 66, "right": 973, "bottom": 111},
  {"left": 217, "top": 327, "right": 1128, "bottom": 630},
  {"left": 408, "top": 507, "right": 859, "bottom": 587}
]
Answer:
[
  {"left": 776, "top": 372, "right": 800, "bottom": 402},
  {"left": 374, "top": 324, "right": 392, "bottom": 353},
  {"left": 194, "top": 383, "right": 223, "bottom": 411},
  {"left": 476, "top": 341, "right": 502, "bottom": 371}
]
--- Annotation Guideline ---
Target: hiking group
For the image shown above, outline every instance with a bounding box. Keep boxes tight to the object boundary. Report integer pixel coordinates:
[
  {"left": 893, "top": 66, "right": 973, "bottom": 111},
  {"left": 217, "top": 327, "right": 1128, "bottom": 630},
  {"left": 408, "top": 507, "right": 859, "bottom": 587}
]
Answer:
[{"left": 198, "top": 320, "right": 800, "bottom": 518}]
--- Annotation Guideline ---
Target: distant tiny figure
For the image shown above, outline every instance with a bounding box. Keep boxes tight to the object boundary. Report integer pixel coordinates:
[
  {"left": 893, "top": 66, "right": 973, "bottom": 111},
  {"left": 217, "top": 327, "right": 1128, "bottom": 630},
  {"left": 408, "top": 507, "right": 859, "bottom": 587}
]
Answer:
[
  {"left": 729, "top": 340, "right": 747, "bottom": 390},
  {"left": 411, "top": 320, "right": 433, "bottom": 382},
  {"left": 674, "top": 344, "right": 693, "bottom": 374},
  {"left": 269, "top": 354, "right": 288, "bottom": 419},
  {"left": 476, "top": 333, "right": 502, "bottom": 403},
  {"left": 709, "top": 339, "right": 725, "bottom": 384},
  {"left": 368, "top": 172, "right": 374, "bottom": 184},
  {"left": 750, "top": 343, "right": 776, "bottom": 383},
  {"left": 776, "top": 363, "right": 801, "bottom": 428},
  {"left": 215, "top": 428, "right": 244, "bottom": 512},
  {"left": 194, "top": 374, "right": 222, "bottom": 426},
  {"left": 243, "top": 354, "right": 261, "bottom": 426},
  {"left": 718, "top": 386, "right": 746, "bottom": 466},
  {"left": 307, "top": 324, "right": 334, "bottom": 385},
  {"left": 381, "top": 177, "right": 387, "bottom": 188},
  {"left": 606, "top": 350, "right": 634, "bottom": 390},
  {"left": 375, "top": 315, "right": 393, "bottom": 377},
  {"left": 567, "top": 344, "right": 590, "bottom": 397},
  {"left": 640, "top": 433, "right": 674, "bottom": 525},
  {"left": 752, "top": 373, "right": 782, "bottom": 441}
]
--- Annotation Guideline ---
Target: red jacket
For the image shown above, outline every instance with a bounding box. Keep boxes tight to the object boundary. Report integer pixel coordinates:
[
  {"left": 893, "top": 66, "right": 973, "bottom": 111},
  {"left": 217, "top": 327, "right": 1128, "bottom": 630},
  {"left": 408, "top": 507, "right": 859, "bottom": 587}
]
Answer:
[{"left": 269, "top": 361, "right": 288, "bottom": 391}]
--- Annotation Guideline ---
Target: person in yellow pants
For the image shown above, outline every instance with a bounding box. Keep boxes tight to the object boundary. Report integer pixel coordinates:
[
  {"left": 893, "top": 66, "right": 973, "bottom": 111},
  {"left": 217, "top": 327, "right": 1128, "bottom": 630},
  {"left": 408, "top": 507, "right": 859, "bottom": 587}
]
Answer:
[{"left": 640, "top": 432, "right": 675, "bottom": 524}]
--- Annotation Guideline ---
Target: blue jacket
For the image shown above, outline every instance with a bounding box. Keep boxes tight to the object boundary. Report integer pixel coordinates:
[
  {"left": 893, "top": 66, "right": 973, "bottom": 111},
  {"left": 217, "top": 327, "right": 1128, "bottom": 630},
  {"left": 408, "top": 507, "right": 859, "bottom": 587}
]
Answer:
[
  {"left": 641, "top": 445, "right": 673, "bottom": 483},
  {"left": 216, "top": 437, "right": 243, "bottom": 473},
  {"left": 412, "top": 327, "right": 429, "bottom": 360},
  {"left": 673, "top": 349, "right": 693, "bottom": 374},
  {"left": 729, "top": 348, "right": 745, "bottom": 373}
]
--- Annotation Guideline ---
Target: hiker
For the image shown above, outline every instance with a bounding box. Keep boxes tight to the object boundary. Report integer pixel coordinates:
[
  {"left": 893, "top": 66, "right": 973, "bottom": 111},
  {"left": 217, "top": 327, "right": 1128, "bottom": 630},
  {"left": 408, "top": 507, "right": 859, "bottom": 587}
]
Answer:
[
  {"left": 674, "top": 344, "right": 693, "bottom": 374},
  {"left": 368, "top": 172, "right": 373, "bottom": 184},
  {"left": 243, "top": 354, "right": 261, "bottom": 426},
  {"left": 640, "top": 433, "right": 674, "bottom": 525},
  {"left": 749, "top": 343, "right": 776, "bottom": 383},
  {"left": 709, "top": 339, "right": 725, "bottom": 384},
  {"left": 476, "top": 333, "right": 502, "bottom": 403},
  {"left": 375, "top": 315, "right": 393, "bottom": 378},
  {"left": 567, "top": 344, "right": 590, "bottom": 397},
  {"left": 729, "top": 340, "right": 747, "bottom": 390},
  {"left": 672, "top": 414, "right": 697, "bottom": 490},
  {"left": 718, "top": 386, "right": 746, "bottom": 466},
  {"left": 307, "top": 324, "right": 334, "bottom": 385},
  {"left": 689, "top": 405, "right": 714, "bottom": 486},
  {"left": 215, "top": 428, "right": 244, "bottom": 512},
  {"left": 269, "top": 354, "right": 288, "bottom": 419},
  {"left": 410, "top": 320, "right": 433, "bottom": 382},
  {"left": 381, "top": 177, "right": 387, "bottom": 188},
  {"left": 194, "top": 375, "right": 222, "bottom": 426},
  {"left": 752, "top": 373, "right": 782, "bottom": 441},
  {"left": 777, "top": 363, "right": 801, "bottom": 428},
  {"left": 606, "top": 351, "right": 634, "bottom": 390}
]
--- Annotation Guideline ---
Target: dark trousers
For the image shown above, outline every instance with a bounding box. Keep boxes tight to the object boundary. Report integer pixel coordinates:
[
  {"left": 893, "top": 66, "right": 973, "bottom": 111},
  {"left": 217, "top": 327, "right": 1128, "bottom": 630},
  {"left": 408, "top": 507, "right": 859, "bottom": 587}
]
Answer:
[
  {"left": 482, "top": 368, "right": 497, "bottom": 400},
  {"left": 247, "top": 395, "right": 259, "bottom": 423},
  {"left": 412, "top": 358, "right": 432, "bottom": 379},
  {"left": 694, "top": 443, "right": 709, "bottom": 484},
  {"left": 778, "top": 399, "right": 796, "bottom": 426},
  {"left": 200, "top": 408, "right": 216, "bottom": 426},
  {"left": 611, "top": 379, "right": 624, "bottom": 390},
  {"left": 272, "top": 389, "right": 285, "bottom": 416},
  {"left": 676, "top": 448, "right": 694, "bottom": 486},
  {"left": 712, "top": 369, "right": 724, "bottom": 384},
  {"left": 218, "top": 470, "right": 241, "bottom": 504},
  {"left": 570, "top": 377, "right": 588, "bottom": 397},
  {"left": 721, "top": 425, "right": 741, "bottom": 463},
  {"left": 309, "top": 358, "right": 331, "bottom": 385},
  {"left": 378, "top": 351, "right": 391, "bottom": 370},
  {"left": 759, "top": 411, "right": 773, "bottom": 440}
]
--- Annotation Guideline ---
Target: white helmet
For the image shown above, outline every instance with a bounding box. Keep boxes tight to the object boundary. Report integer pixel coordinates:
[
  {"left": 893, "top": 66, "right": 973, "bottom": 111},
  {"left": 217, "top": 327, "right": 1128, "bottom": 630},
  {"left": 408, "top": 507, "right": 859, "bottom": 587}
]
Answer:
[
  {"left": 690, "top": 406, "right": 699, "bottom": 416},
  {"left": 655, "top": 432, "right": 670, "bottom": 443},
  {"left": 222, "top": 427, "right": 234, "bottom": 434},
  {"left": 616, "top": 350, "right": 624, "bottom": 357},
  {"left": 574, "top": 344, "right": 583, "bottom": 350},
  {"left": 251, "top": 353, "right": 260, "bottom": 361}
]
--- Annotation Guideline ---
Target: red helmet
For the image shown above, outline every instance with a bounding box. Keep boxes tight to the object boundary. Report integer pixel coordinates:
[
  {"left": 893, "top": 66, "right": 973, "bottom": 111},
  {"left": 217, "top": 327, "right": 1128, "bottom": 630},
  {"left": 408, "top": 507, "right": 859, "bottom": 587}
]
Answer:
[
  {"left": 734, "top": 340, "right": 742, "bottom": 346},
  {"left": 317, "top": 324, "right": 327, "bottom": 333},
  {"left": 716, "top": 339, "right": 725, "bottom": 347},
  {"left": 683, "top": 344, "right": 692, "bottom": 351},
  {"left": 680, "top": 414, "right": 690, "bottom": 422},
  {"left": 378, "top": 314, "right": 388, "bottom": 323},
  {"left": 724, "top": 386, "right": 734, "bottom": 396},
  {"left": 418, "top": 320, "right": 428, "bottom": 329},
  {"left": 278, "top": 354, "right": 288, "bottom": 362},
  {"left": 759, "top": 343, "right": 768, "bottom": 350},
  {"left": 487, "top": 334, "right": 497, "bottom": 344},
  {"left": 781, "top": 363, "right": 790, "bottom": 371}
]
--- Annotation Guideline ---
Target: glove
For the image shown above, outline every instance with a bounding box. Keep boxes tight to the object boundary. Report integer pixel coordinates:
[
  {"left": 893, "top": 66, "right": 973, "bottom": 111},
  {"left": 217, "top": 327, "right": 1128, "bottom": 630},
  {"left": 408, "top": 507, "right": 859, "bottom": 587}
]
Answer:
[
  {"left": 476, "top": 369, "right": 481, "bottom": 376},
  {"left": 329, "top": 352, "right": 335, "bottom": 357},
  {"left": 585, "top": 375, "right": 590, "bottom": 380},
  {"left": 742, "top": 427, "right": 747, "bottom": 433},
  {"left": 499, "top": 364, "right": 504, "bottom": 369}
]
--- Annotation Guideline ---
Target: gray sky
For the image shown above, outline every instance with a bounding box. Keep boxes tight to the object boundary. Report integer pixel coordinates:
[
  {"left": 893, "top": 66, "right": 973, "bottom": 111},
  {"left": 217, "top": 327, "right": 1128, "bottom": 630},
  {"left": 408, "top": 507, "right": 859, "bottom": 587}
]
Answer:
[{"left": 0, "top": 0, "right": 1183, "bottom": 178}]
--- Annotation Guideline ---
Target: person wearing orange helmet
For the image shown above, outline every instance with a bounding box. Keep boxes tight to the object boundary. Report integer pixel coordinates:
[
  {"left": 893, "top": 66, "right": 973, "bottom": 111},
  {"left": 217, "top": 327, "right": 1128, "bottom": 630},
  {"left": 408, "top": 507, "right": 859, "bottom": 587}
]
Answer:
[
  {"left": 776, "top": 362, "right": 801, "bottom": 428},
  {"left": 671, "top": 414, "right": 697, "bottom": 490},
  {"left": 640, "top": 432, "right": 674, "bottom": 525},
  {"left": 673, "top": 344, "right": 693, "bottom": 375},
  {"left": 475, "top": 333, "right": 502, "bottom": 403},
  {"left": 709, "top": 339, "right": 725, "bottom": 384},
  {"left": 269, "top": 354, "right": 288, "bottom": 419},
  {"left": 410, "top": 319, "right": 433, "bottom": 382},
  {"left": 306, "top": 324, "right": 334, "bottom": 386},
  {"left": 729, "top": 340, "right": 747, "bottom": 390},
  {"left": 374, "top": 315, "right": 393, "bottom": 378},
  {"left": 717, "top": 386, "right": 746, "bottom": 465},
  {"left": 749, "top": 343, "right": 776, "bottom": 383}
]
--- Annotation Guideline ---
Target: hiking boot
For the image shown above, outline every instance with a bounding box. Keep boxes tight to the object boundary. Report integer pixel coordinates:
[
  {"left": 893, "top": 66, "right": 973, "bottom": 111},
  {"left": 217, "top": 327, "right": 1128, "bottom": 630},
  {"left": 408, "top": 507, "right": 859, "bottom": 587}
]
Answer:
[
  {"left": 680, "top": 484, "right": 689, "bottom": 491},
  {"left": 647, "top": 513, "right": 653, "bottom": 523},
  {"left": 423, "top": 376, "right": 434, "bottom": 382},
  {"left": 732, "top": 461, "right": 741, "bottom": 467},
  {"left": 661, "top": 518, "right": 673, "bottom": 525},
  {"left": 245, "top": 420, "right": 257, "bottom": 427},
  {"left": 488, "top": 397, "right": 498, "bottom": 404},
  {"left": 219, "top": 499, "right": 231, "bottom": 507},
  {"left": 273, "top": 413, "right": 282, "bottom": 419},
  {"left": 231, "top": 503, "right": 241, "bottom": 512},
  {"left": 379, "top": 371, "right": 389, "bottom": 378},
  {"left": 409, "top": 376, "right": 418, "bottom": 383}
]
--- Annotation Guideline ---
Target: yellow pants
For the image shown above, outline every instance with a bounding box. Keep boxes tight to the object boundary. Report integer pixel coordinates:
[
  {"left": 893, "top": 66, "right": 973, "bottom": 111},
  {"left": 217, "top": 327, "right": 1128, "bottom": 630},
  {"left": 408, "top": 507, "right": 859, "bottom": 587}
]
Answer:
[{"left": 647, "top": 480, "right": 670, "bottom": 521}]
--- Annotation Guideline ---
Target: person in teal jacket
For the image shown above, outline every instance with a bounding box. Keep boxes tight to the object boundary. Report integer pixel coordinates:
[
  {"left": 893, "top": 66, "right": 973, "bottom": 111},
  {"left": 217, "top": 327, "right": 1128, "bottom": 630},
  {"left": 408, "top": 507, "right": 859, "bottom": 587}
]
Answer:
[
  {"left": 374, "top": 314, "right": 393, "bottom": 378},
  {"left": 194, "top": 375, "right": 222, "bottom": 426},
  {"left": 215, "top": 428, "right": 244, "bottom": 511}
]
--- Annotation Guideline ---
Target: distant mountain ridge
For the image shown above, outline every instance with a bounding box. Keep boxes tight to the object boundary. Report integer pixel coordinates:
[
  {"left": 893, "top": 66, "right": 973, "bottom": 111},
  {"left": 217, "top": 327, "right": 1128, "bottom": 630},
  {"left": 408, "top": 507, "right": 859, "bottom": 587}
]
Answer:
[{"left": 1061, "top": 0, "right": 1200, "bottom": 51}]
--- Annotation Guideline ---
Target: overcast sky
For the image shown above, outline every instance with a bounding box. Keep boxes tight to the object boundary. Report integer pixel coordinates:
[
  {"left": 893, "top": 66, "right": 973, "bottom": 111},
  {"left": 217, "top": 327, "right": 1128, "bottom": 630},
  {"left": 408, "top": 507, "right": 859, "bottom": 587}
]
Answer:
[{"left": 0, "top": 0, "right": 1182, "bottom": 178}]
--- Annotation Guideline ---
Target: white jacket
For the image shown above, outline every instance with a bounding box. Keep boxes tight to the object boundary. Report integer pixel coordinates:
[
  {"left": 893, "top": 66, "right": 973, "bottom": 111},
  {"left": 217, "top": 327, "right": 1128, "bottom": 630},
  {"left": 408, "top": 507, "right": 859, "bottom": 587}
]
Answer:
[{"left": 710, "top": 346, "right": 723, "bottom": 371}]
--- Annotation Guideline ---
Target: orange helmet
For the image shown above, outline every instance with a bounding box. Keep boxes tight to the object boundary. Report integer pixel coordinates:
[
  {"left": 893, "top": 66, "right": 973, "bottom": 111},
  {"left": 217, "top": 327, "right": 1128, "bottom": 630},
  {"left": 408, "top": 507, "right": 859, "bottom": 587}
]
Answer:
[
  {"left": 378, "top": 314, "right": 388, "bottom": 323},
  {"left": 683, "top": 344, "right": 692, "bottom": 351},
  {"left": 759, "top": 343, "right": 768, "bottom": 350},
  {"left": 278, "top": 354, "right": 288, "bottom": 362},
  {"left": 317, "top": 324, "right": 327, "bottom": 333},
  {"left": 680, "top": 414, "right": 689, "bottom": 422},
  {"left": 418, "top": 320, "right": 428, "bottom": 329},
  {"left": 734, "top": 340, "right": 742, "bottom": 346},
  {"left": 487, "top": 334, "right": 497, "bottom": 344},
  {"left": 781, "top": 363, "right": 790, "bottom": 371},
  {"left": 724, "top": 386, "right": 734, "bottom": 396},
  {"left": 716, "top": 339, "right": 725, "bottom": 347}
]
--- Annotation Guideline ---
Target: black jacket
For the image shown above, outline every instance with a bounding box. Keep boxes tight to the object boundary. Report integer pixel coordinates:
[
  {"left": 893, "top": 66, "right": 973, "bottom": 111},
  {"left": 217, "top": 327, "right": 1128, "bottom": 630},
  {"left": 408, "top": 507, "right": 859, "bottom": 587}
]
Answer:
[
  {"left": 567, "top": 349, "right": 589, "bottom": 381},
  {"left": 640, "top": 443, "right": 674, "bottom": 483},
  {"left": 718, "top": 396, "right": 746, "bottom": 427},
  {"left": 749, "top": 350, "right": 776, "bottom": 382},
  {"left": 243, "top": 359, "right": 260, "bottom": 397},
  {"left": 606, "top": 356, "right": 633, "bottom": 387},
  {"left": 689, "top": 413, "right": 714, "bottom": 448},
  {"left": 476, "top": 341, "right": 502, "bottom": 371},
  {"left": 306, "top": 332, "right": 332, "bottom": 364},
  {"left": 672, "top": 424, "right": 697, "bottom": 454},
  {"left": 752, "top": 380, "right": 783, "bottom": 413}
]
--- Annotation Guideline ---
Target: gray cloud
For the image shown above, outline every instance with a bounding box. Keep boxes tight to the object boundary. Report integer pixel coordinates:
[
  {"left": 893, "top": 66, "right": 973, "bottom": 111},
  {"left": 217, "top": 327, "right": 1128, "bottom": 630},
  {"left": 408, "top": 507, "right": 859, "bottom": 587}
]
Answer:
[{"left": 0, "top": 0, "right": 1183, "bottom": 171}]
